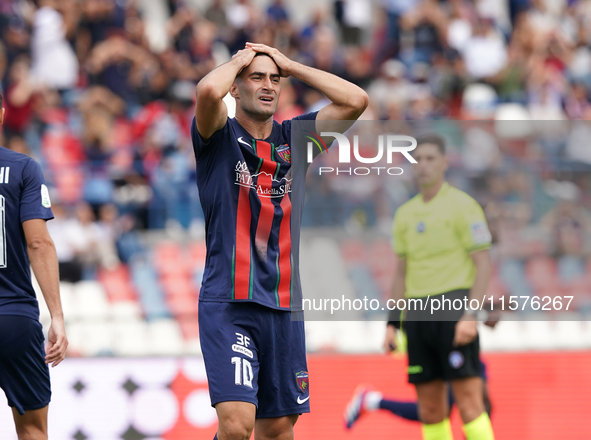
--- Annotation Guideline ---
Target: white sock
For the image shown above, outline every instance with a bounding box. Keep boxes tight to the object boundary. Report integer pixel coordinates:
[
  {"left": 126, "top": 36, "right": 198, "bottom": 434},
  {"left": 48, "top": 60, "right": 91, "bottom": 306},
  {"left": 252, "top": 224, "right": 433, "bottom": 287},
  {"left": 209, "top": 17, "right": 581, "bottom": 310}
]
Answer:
[{"left": 364, "top": 391, "right": 383, "bottom": 411}]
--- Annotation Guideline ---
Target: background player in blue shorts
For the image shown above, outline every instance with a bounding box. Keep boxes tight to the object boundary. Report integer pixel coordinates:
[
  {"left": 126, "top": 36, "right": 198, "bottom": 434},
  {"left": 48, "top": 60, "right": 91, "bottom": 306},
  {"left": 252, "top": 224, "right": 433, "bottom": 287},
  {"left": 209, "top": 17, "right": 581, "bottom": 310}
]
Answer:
[
  {"left": 0, "top": 91, "right": 68, "bottom": 439},
  {"left": 192, "top": 43, "right": 368, "bottom": 440}
]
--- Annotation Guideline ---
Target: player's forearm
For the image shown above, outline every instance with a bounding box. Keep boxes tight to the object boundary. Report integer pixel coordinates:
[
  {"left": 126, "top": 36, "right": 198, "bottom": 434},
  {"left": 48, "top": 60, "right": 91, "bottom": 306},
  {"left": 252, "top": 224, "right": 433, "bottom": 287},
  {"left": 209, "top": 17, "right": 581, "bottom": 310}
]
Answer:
[
  {"left": 387, "top": 272, "right": 406, "bottom": 327},
  {"left": 390, "top": 276, "right": 406, "bottom": 302},
  {"left": 287, "top": 62, "right": 369, "bottom": 114},
  {"left": 196, "top": 57, "right": 249, "bottom": 102},
  {"left": 389, "top": 259, "right": 407, "bottom": 302},
  {"left": 468, "top": 252, "right": 492, "bottom": 305},
  {"left": 28, "top": 238, "right": 64, "bottom": 319}
]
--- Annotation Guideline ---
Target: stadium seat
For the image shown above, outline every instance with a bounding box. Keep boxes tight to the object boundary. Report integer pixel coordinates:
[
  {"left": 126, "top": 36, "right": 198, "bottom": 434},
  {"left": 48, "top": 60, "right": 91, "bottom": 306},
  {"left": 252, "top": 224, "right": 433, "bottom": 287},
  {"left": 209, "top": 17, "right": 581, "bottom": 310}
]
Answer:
[
  {"left": 525, "top": 257, "right": 561, "bottom": 294},
  {"left": 178, "top": 316, "right": 200, "bottom": 340},
  {"left": 340, "top": 239, "right": 365, "bottom": 266},
  {"left": 58, "top": 282, "right": 77, "bottom": 322},
  {"left": 77, "top": 321, "right": 115, "bottom": 356},
  {"left": 188, "top": 240, "right": 207, "bottom": 267},
  {"left": 130, "top": 258, "right": 171, "bottom": 320},
  {"left": 112, "top": 319, "right": 150, "bottom": 356},
  {"left": 110, "top": 301, "right": 143, "bottom": 320},
  {"left": 64, "top": 321, "right": 85, "bottom": 357},
  {"left": 166, "top": 293, "right": 199, "bottom": 317},
  {"left": 98, "top": 265, "right": 138, "bottom": 303},
  {"left": 147, "top": 319, "right": 184, "bottom": 356},
  {"left": 73, "top": 281, "right": 110, "bottom": 321}
]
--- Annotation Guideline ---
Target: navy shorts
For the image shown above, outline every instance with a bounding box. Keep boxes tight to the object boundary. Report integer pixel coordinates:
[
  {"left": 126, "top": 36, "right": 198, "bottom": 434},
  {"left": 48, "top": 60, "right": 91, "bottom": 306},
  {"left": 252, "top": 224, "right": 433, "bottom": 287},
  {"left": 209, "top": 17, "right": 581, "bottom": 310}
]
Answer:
[
  {"left": 198, "top": 301, "right": 310, "bottom": 418},
  {"left": 0, "top": 316, "right": 51, "bottom": 415}
]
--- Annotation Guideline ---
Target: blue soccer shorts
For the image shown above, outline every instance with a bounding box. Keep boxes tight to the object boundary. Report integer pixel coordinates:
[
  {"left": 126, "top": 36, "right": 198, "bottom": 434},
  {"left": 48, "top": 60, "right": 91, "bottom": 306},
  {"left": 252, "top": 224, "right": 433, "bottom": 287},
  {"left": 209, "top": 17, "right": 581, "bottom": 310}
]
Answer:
[
  {"left": 198, "top": 301, "right": 310, "bottom": 418},
  {"left": 0, "top": 315, "right": 51, "bottom": 415}
]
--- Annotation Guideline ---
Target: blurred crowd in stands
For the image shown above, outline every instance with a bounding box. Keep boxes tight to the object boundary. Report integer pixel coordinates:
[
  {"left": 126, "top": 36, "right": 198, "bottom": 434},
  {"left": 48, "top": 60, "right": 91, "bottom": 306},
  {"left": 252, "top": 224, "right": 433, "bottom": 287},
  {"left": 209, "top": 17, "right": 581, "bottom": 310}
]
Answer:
[{"left": 1, "top": 0, "right": 591, "bottom": 282}]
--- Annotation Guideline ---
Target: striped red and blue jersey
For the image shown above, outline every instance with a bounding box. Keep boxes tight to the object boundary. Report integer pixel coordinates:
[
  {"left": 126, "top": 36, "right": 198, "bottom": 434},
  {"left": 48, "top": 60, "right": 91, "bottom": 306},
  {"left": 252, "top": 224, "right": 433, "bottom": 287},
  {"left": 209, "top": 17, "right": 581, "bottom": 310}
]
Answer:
[{"left": 191, "top": 112, "right": 318, "bottom": 311}]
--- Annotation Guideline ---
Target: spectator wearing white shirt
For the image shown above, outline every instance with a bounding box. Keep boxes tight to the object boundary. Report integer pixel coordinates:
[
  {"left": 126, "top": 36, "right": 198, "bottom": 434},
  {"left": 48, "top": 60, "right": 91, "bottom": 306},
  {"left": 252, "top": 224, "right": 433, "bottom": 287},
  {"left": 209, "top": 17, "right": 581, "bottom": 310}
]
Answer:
[{"left": 30, "top": 0, "right": 78, "bottom": 91}]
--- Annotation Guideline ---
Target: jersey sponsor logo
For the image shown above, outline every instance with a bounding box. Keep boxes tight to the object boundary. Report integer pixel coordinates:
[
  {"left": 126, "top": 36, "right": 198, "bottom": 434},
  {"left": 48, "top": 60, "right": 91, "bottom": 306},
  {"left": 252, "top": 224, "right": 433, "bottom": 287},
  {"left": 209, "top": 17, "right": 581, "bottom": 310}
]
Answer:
[
  {"left": 295, "top": 370, "right": 309, "bottom": 392},
  {"left": 0, "top": 167, "right": 10, "bottom": 184},
  {"left": 232, "top": 344, "right": 253, "bottom": 358},
  {"left": 297, "top": 395, "right": 310, "bottom": 404},
  {"left": 470, "top": 221, "right": 492, "bottom": 245},
  {"left": 234, "top": 161, "right": 292, "bottom": 198},
  {"left": 275, "top": 144, "right": 291, "bottom": 163},
  {"left": 449, "top": 351, "right": 464, "bottom": 369},
  {"left": 41, "top": 184, "right": 51, "bottom": 208},
  {"left": 408, "top": 365, "right": 423, "bottom": 374},
  {"left": 417, "top": 221, "right": 426, "bottom": 233}
]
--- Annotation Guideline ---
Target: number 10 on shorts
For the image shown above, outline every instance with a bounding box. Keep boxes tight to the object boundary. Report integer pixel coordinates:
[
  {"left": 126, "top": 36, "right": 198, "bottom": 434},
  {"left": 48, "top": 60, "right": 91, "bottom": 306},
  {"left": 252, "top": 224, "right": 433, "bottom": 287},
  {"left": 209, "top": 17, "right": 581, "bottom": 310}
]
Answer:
[{"left": 231, "top": 357, "right": 253, "bottom": 388}]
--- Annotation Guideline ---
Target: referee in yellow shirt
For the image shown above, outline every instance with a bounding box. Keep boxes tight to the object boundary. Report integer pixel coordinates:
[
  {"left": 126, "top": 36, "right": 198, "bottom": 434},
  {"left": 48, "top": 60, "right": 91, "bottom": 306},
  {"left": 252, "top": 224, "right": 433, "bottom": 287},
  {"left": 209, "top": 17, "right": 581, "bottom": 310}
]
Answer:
[{"left": 388, "top": 135, "right": 494, "bottom": 440}]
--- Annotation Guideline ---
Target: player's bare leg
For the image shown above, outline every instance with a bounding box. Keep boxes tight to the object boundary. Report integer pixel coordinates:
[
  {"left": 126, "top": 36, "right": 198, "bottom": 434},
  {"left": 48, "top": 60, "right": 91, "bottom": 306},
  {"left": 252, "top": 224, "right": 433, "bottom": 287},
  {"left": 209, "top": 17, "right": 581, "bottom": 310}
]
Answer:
[
  {"left": 12, "top": 406, "right": 48, "bottom": 440},
  {"left": 450, "top": 377, "right": 484, "bottom": 423},
  {"left": 415, "top": 379, "right": 448, "bottom": 423},
  {"left": 215, "top": 401, "right": 256, "bottom": 440},
  {"left": 451, "top": 377, "right": 495, "bottom": 440},
  {"left": 254, "top": 414, "right": 298, "bottom": 440},
  {"left": 415, "top": 380, "right": 454, "bottom": 440}
]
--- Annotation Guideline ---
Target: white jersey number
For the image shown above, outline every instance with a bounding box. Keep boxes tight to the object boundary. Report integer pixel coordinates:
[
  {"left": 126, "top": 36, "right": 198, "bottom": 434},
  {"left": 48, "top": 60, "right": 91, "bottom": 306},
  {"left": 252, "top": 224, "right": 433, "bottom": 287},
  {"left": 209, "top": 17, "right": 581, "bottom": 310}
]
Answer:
[
  {"left": 231, "top": 357, "right": 253, "bottom": 388},
  {"left": 0, "top": 195, "right": 6, "bottom": 268}
]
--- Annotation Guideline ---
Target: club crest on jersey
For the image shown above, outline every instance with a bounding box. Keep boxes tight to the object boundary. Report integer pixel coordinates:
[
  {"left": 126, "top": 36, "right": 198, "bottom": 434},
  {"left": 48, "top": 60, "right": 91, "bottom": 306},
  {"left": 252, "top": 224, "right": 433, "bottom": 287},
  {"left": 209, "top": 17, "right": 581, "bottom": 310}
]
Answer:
[
  {"left": 417, "top": 222, "right": 426, "bottom": 233},
  {"left": 276, "top": 144, "right": 291, "bottom": 163},
  {"left": 295, "top": 371, "right": 309, "bottom": 392}
]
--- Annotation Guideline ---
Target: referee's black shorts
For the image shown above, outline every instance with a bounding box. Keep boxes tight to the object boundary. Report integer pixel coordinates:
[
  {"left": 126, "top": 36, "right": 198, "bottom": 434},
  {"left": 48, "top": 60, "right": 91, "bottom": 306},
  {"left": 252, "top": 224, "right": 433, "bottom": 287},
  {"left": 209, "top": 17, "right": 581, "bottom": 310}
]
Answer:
[{"left": 404, "top": 289, "right": 481, "bottom": 384}]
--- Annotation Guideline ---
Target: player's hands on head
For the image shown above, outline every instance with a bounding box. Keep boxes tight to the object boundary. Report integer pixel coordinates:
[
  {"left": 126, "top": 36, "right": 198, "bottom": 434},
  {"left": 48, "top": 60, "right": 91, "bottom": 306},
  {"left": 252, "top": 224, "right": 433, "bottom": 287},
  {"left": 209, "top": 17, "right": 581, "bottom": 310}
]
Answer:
[
  {"left": 383, "top": 325, "right": 398, "bottom": 353},
  {"left": 232, "top": 47, "right": 257, "bottom": 75},
  {"left": 453, "top": 318, "right": 478, "bottom": 346},
  {"left": 245, "top": 42, "right": 293, "bottom": 77},
  {"left": 46, "top": 317, "right": 68, "bottom": 367}
]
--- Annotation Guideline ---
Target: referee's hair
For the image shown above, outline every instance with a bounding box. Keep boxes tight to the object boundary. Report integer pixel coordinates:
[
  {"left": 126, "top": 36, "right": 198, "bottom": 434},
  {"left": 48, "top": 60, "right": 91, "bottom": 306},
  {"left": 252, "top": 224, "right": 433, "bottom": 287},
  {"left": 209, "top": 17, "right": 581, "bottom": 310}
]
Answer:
[{"left": 415, "top": 134, "right": 445, "bottom": 155}]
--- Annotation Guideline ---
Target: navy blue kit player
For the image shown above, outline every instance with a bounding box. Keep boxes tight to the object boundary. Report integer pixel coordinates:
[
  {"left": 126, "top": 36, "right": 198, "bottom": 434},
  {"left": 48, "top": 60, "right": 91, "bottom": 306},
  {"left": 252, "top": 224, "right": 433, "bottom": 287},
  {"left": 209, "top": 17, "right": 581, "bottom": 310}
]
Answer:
[
  {"left": 0, "top": 91, "right": 68, "bottom": 439},
  {"left": 193, "top": 43, "right": 368, "bottom": 440}
]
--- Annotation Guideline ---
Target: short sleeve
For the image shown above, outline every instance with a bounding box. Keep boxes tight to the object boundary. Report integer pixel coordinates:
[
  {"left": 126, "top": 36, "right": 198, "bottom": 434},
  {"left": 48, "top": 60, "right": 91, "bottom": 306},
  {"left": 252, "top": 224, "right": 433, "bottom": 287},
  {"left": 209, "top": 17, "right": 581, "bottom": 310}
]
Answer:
[
  {"left": 20, "top": 159, "right": 54, "bottom": 223},
  {"left": 392, "top": 209, "right": 407, "bottom": 258},
  {"left": 455, "top": 197, "right": 492, "bottom": 253},
  {"left": 191, "top": 116, "right": 229, "bottom": 160},
  {"left": 281, "top": 111, "right": 319, "bottom": 142}
]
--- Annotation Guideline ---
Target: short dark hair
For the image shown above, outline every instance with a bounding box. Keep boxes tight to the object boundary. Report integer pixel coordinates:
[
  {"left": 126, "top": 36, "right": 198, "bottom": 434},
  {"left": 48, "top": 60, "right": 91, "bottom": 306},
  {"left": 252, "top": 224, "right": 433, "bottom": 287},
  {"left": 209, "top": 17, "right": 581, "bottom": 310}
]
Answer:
[
  {"left": 236, "top": 52, "right": 280, "bottom": 80},
  {"left": 415, "top": 134, "right": 445, "bottom": 154}
]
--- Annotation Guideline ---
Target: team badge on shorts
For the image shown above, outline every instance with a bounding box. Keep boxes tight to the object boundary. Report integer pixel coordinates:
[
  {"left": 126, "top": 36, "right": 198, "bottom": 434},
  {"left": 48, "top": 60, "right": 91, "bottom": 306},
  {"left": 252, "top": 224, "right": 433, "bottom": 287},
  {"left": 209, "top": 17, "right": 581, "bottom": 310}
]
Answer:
[
  {"left": 417, "top": 222, "right": 426, "bottom": 233},
  {"left": 295, "top": 371, "right": 309, "bottom": 392},
  {"left": 449, "top": 351, "right": 464, "bottom": 369},
  {"left": 276, "top": 144, "right": 291, "bottom": 163}
]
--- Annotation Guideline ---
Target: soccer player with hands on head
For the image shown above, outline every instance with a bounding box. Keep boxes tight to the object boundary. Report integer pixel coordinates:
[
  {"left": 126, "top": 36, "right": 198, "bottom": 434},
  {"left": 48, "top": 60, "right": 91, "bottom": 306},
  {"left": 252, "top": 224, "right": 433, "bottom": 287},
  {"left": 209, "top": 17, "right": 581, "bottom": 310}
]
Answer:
[{"left": 192, "top": 42, "right": 368, "bottom": 440}]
